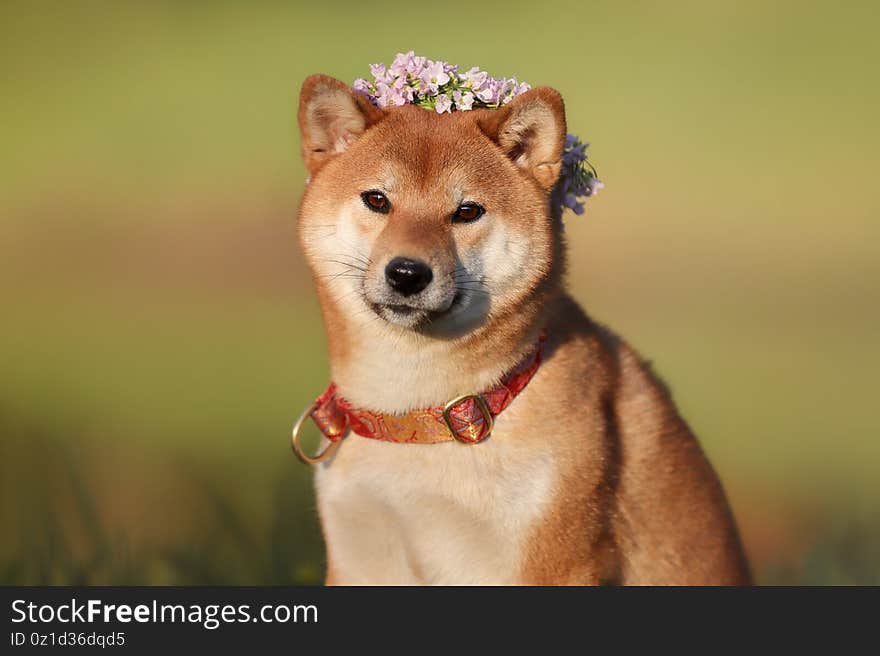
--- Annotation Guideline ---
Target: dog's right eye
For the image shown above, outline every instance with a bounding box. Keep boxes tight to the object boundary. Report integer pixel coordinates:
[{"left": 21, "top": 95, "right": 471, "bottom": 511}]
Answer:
[{"left": 361, "top": 191, "right": 390, "bottom": 214}]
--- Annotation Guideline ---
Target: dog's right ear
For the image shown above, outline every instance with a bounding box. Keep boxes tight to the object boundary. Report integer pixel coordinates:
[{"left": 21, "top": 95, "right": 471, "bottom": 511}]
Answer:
[{"left": 298, "top": 74, "right": 384, "bottom": 176}]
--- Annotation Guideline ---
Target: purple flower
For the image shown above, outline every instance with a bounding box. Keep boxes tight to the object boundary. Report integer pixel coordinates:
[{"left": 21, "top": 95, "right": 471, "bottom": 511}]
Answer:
[
  {"left": 562, "top": 194, "right": 584, "bottom": 214},
  {"left": 552, "top": 133, "right": 603, "bottom": 216},
  {"left": 562, "top": 143, "right": 587, "bottom": 166},
  {"left": 434, "top": 93, "right": 452, "bottom": 113}
]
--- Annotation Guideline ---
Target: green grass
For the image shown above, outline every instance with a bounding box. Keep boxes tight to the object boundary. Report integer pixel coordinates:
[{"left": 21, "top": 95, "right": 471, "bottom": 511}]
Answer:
[
  {"left": 0, "top": 417, "right": 324, "bottom": 586},
  {"left": 3, "top": 410, "right": 879, "bottom": 586}
]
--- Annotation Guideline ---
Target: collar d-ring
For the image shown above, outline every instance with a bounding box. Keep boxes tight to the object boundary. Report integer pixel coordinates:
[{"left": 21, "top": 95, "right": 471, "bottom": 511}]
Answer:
[{"left": 291, "top": 401, "right": 343, "bottom": 464}]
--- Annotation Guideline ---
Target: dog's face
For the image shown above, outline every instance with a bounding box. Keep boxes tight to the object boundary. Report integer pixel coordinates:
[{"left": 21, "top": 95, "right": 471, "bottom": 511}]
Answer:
[{"left": 297, "top": 75, "right": 566, "bottom": 338}]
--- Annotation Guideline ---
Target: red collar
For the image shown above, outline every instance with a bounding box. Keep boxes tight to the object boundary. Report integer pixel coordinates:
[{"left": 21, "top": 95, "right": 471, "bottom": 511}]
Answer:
[{"left": 293, "top": 333, "right": 545, "bottom": 461}]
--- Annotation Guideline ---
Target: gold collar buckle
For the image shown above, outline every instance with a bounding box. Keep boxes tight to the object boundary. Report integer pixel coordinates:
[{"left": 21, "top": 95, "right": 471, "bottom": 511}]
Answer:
[{"left": 442, "top": 394, "right": 494, "bottom": 444}]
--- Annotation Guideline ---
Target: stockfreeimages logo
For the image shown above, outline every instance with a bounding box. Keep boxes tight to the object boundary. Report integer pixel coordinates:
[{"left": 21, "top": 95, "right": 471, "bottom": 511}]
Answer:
[{"left": 11, "top": 599, "right": 318, "bottom": 630}]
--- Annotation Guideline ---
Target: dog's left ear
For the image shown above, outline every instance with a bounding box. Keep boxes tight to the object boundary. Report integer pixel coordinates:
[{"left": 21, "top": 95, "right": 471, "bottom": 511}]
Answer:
[
  {"left": 298, "top": 74, "right": 385, "bottom": 175},
  {"left": 479, "top": 87, "right": 567, "bottom": 190}
]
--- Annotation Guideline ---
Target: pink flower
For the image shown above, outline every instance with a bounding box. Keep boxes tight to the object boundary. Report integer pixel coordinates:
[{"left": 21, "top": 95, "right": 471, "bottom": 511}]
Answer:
[
  {"left": 434, "top": 93, "right": 452, "bottom": 113},
  {"left": 420, "top": 61, "right": 450, "bottom": 92},
  {"left": 475, "top": 80, "right": 501, "bottom": 105},
  {"left": 375, "top": 81, "right": 407, "bottom": 107},
  {"left": 352, "top": 78, "right": 372, "bottom": 94},
  {"left": 452, "top": 90, "right": 474, "bottom": 111},
  {"left": 407, "top": 54, "right": 428, "bottom": 77},
  {"left": 499, "top": 79, "right": 517, "bottom": 104},
  {"left": 461, "top": 67, "right": 488, "bottom": 93},
  {"left": 369, "top": 63, "right": 387, "bottom": 81},
  {"left": 586, "top": 178, "right": 604, "bottom": 197},
  {"left": 389, "top": 51, "right": 414, "bottom": 77}
]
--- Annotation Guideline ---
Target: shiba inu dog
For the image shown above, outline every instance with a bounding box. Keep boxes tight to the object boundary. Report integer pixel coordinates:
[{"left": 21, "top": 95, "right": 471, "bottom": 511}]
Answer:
[{"left": 294, "top": 74, "right": 751, "bottom": 585}]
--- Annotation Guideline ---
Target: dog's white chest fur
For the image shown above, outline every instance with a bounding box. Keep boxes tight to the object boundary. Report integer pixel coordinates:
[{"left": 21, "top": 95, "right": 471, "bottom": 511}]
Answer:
[{"left": 315, "top": 417, "right": 555, "bottom": 585}]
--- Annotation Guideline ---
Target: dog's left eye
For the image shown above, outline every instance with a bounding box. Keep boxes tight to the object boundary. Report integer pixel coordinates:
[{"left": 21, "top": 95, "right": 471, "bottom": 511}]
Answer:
[{"left": 453, "top": 202, "right": 485, "bottom": 223}]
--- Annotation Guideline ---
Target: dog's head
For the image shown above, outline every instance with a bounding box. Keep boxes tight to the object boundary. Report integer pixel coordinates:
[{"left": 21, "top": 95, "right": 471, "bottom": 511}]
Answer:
[{"left": 297, "top": 74, "right": 566, "bottom": 338}]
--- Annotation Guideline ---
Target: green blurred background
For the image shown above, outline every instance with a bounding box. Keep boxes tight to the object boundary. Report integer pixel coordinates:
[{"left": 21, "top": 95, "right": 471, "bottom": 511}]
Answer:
[{"left": 1, "top": 0, "right": 878, "bottom": 584}]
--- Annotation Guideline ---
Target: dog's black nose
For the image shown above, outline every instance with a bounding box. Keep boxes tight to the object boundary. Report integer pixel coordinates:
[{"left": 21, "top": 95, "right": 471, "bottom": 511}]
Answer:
[{"left": 385, "top": 257, "right": 433, "bottom": 296}]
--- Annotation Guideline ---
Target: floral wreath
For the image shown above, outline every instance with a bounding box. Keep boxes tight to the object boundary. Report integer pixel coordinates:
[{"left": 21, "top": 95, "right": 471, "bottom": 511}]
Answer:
[{"left": 352, "top": 51, "right": 603, "bottom": 219}]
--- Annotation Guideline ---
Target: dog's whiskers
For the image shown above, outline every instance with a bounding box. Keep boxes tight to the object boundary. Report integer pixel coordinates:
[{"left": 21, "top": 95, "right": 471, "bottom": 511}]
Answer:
[
  {"left": 318, "top": 272, "right": 366, "bottom": 281},
  {"left": 321, "top": 258, "right": 368, "bottom": 273},
  {"left": 455, "top": 285, "right": 491, "bottom": 298}
]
